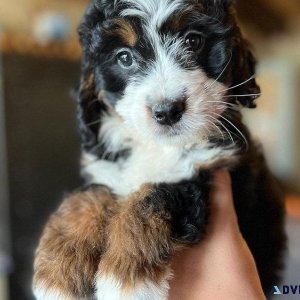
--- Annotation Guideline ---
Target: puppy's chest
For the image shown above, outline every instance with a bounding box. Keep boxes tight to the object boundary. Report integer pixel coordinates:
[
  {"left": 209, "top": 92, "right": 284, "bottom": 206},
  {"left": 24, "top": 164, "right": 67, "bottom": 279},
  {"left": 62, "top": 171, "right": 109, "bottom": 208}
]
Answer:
[
  {"left": 83, "top": 142, "right": 233, "bottom": 197},
  {"left": 82, "top": 118, "right": 236, "bottom": 196},
  {"left": 121, "top": 144, "right": 197, "bottom": 184}
]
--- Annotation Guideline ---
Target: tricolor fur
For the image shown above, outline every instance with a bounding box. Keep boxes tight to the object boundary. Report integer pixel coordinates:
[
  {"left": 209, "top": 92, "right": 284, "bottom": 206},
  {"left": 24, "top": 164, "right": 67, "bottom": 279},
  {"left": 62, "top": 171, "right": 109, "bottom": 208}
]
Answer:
[{"left": 33, "top": 0, "right": 286, "bottom": 299}]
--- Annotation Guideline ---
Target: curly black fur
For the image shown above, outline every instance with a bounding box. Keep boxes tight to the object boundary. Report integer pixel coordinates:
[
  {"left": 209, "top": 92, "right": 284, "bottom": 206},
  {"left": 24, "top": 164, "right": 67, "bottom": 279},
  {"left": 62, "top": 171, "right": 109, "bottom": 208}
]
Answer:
[{"left": 149, "top": 172, "right": 211, "bottom": 244}]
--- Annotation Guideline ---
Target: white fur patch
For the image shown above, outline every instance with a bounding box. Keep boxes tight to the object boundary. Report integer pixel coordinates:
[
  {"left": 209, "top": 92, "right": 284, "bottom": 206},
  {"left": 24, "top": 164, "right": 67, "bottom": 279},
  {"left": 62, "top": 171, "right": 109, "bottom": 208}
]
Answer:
[
  {"left": 96, "top": 274, "right": 169, "bottom": 300},
  {"left": 120, "top": 0, "right": 184, "bottom": 28},
  {"left": 83, "top": 115, "right": 237, "bottom": 196},
  {"left": 33, "top": 286, "right": 74, "bottom": 300},
  {"left": 98, "top": 113, "right": 134, "bottom": 155},
  {"left": 81, "top": 151, "right": 99, "bottom": 167}
]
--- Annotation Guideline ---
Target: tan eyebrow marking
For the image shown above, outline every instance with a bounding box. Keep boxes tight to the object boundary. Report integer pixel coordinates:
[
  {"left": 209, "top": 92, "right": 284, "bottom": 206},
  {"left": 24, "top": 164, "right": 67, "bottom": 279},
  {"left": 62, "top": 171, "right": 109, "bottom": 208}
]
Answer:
[
  {"left": 168, "top": 3, "right": 204, "bottom": 32},
  {"left": 104, "top": 18, "right": 138, "bottom": 47},
  {"left": 169, "top": 10, "right": 190, "bottom": 32}
]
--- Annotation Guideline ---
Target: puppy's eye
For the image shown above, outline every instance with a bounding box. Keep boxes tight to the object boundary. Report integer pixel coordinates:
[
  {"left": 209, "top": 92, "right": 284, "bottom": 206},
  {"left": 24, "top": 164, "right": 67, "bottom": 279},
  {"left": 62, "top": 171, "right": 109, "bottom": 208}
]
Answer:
[
  {"left": 184, "top": 33, "right": 204, "bottom": 52},
  {"left": 117, "top": 51, "right": 133, "bottom": 68}
]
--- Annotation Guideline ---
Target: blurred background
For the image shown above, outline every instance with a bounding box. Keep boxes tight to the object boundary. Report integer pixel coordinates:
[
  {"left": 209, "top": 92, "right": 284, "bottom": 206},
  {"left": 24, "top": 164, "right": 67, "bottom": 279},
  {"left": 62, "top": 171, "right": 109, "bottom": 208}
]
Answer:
[{"left": 0, "top": 0, "right": 299, "bottom": 299}]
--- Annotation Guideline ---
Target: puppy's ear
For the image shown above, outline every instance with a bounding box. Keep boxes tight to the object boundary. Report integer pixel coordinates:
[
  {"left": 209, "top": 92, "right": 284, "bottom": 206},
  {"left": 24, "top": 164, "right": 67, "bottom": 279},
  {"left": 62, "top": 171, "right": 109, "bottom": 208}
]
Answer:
[
  {"left": 74, "top": 65, "right": 104, "bottom": 153},
  {"left": 94, "top": 0, "right": 115, "bottom": 17},
  {"left": 208, "top": 0, "right": 260, "bottom": 108},
  {"left": 214, "top": 0, "right": 234, "bottom": 9},
  {"left": 78, "top": 3, "right": 104, "bottom": 51},
  {"left": 202, "top": 0, "right": 234, "bottom": 25},
  {"left": 203, "top": 0, "right": 233, "bottom": 11},
  {"left": 74, "top": 4, "right": 106, "bottom": 153},
  {"left": 230, "top": 34, "right": 261, "bottom": 108}
]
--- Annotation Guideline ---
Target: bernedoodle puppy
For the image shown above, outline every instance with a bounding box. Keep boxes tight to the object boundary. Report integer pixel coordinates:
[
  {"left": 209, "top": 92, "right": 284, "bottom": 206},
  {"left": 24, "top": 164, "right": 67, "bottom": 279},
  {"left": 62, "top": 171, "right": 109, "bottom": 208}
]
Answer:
[{"left": 32, "top": 0, "right": 286, "bottom": 299}]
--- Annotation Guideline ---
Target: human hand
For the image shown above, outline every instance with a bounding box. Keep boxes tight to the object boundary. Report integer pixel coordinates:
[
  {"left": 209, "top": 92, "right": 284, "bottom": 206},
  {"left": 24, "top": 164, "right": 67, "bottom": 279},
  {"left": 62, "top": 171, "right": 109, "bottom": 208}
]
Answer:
[{"left": 169, "top": 171, "right": 266, "bottom": 300}]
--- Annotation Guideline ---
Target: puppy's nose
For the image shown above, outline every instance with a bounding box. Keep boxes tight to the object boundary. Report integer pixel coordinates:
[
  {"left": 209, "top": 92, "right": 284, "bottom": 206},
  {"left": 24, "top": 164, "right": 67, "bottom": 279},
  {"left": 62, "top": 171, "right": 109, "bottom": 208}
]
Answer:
[{"left": 153, "top": 100, "right": 186, "bottom": 126}]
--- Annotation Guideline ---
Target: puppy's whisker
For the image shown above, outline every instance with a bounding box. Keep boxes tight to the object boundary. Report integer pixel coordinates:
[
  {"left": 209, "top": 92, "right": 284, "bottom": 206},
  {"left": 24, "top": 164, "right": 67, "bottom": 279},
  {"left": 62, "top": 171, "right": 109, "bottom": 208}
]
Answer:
[
  {"left": 204, "top": 117, "right": 225, "bottom": 141},
  {"left": 204, "top": 51, "right": 232, "bottom": 91},
  {"left": 221, "top": 74, "right": 257, "bottom": 92},
  {"left": 212, "top": 113, "right": 249, "bottom": 150},
  {"left": 206, "top": 115, "right": 235, "bottom": 145},
  {"left": 86, "top": 119, "right": 101, "bottom": 127},
  {"left": 206, "top": 101, "right": 240, "bottom": 112},
  {"left": 206, "top": 120, "right": 225, "bottom": 141},
  {"left": 207, "top": 100, "right": 236, "bottom": 104},
  {"left": 223, "top": 93, "right": 261, "bottom": 98},
  {"left": 87, "top": 98, "right": 101, "bottom": 107},
  {"left": 207, "top": 100, "right": 239, "bottom": 107}
]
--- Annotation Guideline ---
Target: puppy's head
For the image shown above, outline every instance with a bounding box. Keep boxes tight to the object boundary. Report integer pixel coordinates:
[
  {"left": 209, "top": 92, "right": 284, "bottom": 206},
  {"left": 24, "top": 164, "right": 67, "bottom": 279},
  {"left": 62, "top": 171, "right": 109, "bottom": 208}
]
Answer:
[{"left": 77, "top": 0, "right": 260, "bottom": 149}]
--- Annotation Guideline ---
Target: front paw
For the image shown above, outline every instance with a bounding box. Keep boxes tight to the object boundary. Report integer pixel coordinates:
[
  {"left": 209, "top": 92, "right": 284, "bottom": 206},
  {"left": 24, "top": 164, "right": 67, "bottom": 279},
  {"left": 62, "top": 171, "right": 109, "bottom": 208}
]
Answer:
[
  {"left": 33, "top": 187, "right": 117, "bottom": 300},
  {"left": 96, "top": 275, "right": 170, "bottom": 300},
  {"left": 146, "top": 172, "right": 211, "bottom": 244},
  {"left": 33, "top": 286, "right": 74, "bottom": 300}
]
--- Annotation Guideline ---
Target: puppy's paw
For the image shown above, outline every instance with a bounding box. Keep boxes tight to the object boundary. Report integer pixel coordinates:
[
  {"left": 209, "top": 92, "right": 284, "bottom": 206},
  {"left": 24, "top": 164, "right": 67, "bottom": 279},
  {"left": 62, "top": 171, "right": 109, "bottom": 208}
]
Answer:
[
  {"left": 96, "top": 275, "right": 169, "bottom": 300},
  {"left": 147, "top": 172, "right": 211, "bottom": 244},
  {"left": 33, "top": 187, "right": 117, "bottom": 300},
  {"left": 33, "top": 286, "right": 74, "bottom": 300}
]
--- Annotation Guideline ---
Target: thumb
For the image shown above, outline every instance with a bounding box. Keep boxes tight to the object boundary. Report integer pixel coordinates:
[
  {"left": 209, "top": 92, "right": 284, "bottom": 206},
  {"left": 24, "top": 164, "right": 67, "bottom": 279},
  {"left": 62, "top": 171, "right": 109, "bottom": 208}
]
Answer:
[{"left": 208, "top": 170, "right": 239, "bottom": 237}]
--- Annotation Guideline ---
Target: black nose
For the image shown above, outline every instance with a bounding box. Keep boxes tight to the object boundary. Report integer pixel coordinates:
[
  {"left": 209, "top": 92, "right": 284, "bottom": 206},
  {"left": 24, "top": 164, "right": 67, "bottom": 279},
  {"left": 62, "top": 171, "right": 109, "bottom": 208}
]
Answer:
[{"left": 153, "top": 100, "right": 186, "bottom": 126}]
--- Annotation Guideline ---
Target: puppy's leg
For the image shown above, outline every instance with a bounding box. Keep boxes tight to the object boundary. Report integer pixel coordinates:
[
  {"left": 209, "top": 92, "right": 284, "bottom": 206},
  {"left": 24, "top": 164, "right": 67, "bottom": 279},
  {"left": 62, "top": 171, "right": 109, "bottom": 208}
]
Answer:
[
  {"left": 33, "top": 186, "right": 118, "bottom": 300},
  {"left": 96, "top": 173, "right": 211, "bottom": 300}
]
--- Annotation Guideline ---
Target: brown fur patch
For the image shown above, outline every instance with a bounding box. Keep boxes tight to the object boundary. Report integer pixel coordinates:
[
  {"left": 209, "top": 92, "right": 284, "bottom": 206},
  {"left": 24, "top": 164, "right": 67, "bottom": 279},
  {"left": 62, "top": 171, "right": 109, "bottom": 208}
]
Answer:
[
  {"left": 169, "top": 4, "right": 203, "bottom": 32},
  {"left": 104, "top": 18, "right": 137, "bottom": 47},
  {"left": 34, "top": 184, "right": 177, "bottom": 297},
  {"left": 97, "top": 185, "right": 173, "bottom": 293},
  {"left": 33, "top": 187, "right": 118, "bottom": 298},
  {"left": 169, "top": 10, "right": 191, "bottom": 32}
]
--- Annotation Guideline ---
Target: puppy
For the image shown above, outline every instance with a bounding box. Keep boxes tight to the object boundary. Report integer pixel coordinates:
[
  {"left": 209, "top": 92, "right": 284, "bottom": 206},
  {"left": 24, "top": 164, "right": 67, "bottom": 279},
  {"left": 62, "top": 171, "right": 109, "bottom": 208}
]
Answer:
[{"left": 33, "top": 0, "right": 286, "bottom": 299}]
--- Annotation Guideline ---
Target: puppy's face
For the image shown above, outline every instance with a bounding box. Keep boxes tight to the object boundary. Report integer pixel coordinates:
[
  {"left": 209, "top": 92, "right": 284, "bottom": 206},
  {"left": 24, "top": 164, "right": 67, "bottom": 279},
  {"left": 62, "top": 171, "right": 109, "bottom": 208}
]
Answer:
[{"left": 79, "top": 0, "right": 260, "bottom": 146}]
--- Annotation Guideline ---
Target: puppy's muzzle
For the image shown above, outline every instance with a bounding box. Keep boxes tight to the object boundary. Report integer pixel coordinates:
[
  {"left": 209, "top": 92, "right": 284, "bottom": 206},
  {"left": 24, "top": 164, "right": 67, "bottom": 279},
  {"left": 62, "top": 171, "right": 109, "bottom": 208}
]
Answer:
[{"left": 152, "top": 99, "right": 186, "bottom": 126}]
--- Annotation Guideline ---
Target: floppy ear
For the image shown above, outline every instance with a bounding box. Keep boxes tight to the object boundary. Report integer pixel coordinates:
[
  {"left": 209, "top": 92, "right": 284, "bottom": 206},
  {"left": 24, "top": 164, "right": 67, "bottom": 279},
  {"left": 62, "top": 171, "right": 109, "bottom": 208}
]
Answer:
[
  {"left": 230, "top": 33, "right": 261, "bottom": 108},
  {"left": 214, "top": 0, "right": 234, "bottom": 9},
  {"left": 74, "top": 63, "right": 106, "bottom": 153},
  {"left": 74, "top": 3, "right": 107, "bottom": 153},
  {"left": 202, "top": 0, "right": 234, "bottom": 22},
  {"left": 203, "top": 0, "right": 233, "bottom": 12},
  {"left": 213, "top": 0, "right": 260, "bottom": 108}
]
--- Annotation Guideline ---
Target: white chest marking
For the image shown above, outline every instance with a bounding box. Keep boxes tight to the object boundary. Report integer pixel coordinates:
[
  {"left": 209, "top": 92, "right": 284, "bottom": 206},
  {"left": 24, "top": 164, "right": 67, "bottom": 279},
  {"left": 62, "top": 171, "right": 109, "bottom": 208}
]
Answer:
[{"left": 82, "top": 117, "right": 236, "bottom": 197}]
